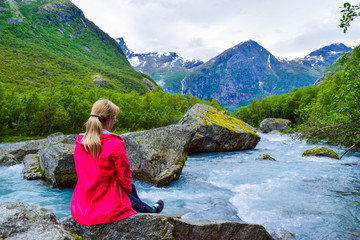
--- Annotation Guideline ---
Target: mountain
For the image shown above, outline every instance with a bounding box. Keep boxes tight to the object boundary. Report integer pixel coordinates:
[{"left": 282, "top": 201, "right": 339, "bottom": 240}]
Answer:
[
  {"left": 301, "top": 43, "right": 352, "bottom": 71},
  {"left": 181, "top": 40, "right": 351, "bottom": 111},
  {"left": 117, "top": 37, "right": 203, "bottom": 93},
  {"left": 0, "top": 0, "right": 154, "bottom": 93}
]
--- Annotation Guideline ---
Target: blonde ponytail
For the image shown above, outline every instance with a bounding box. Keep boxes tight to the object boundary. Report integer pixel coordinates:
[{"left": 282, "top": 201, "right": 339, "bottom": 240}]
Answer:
[{"left": 82, "top": 99, "right": 119, "bottom": 159}]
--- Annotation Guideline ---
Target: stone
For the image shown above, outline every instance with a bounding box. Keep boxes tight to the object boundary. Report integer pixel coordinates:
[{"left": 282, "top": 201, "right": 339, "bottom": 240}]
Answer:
[
  {"left": 272, "top": 230, "right": 296, "bottom": 240},
  {"left": 122, "top": 124, "right": 195, "bottom": 188},
  {"left": 93, "top": 79, "right": 108, "bottom": 87},
  {"left": 22, "top": 154, "right": 44, "bottom": 180},
  {"left": 260, "top": 118, "right": 291, "bottom": 133},
  {"left": 302, "top": 146, "right": 340, "bottom": 159},
  {"left": 39, "top": 141, "right": 77, "bottom": 188},
  {"left": 0, "top": 139, "right": 45, "bottom": 166},
  {"left": 256, "top": 154, "right": 276, "bottom": 161},
  {"left": 178, "top": 104, "right": 260, "bottom": 153},
  {"left": 0, "top": 133, "right": 76, "bottom": 167},
  {"left": 60, "top": 213, "right": 274, "bottom": 240},
  {"left": 268, "top": 130, "right": 281, "bottom": 135},
  {"left": 314, "top": 71, "right": 334, "bottom": 85},
  {"left": 143, "top": 78, "right": 157, "bottom": 90},
  {"left": 0, "top": 202, "right": 79, "bottom": 240}
]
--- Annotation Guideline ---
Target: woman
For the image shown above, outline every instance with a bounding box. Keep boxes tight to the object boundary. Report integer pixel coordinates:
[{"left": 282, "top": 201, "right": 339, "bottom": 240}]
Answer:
[{"left": 71, "top": 99, "right": 163, "bottom": 225}]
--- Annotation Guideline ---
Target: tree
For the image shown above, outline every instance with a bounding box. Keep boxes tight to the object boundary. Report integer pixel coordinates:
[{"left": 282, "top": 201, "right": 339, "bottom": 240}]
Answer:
[{"left": 340, "top": 2, "right": 360, "bottom": 33}]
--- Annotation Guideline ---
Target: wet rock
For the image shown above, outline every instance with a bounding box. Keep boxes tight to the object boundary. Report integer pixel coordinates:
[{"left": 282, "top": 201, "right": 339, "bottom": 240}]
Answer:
[
  {"left": 179, "top": 104, "right": 260, "bottom": 153},
  {"left": 302, "top": 146, "right": 340, "bottom": 160},
  {"left": 22, "top": 154, "right": 44, "bottom": 180},
  {"left": 272, "top": 230, "right": 296, "bottom": 240},
  {"left": 260, "top": 118, "right": 291, "bottom": 133},
  {"left": 0, "top": 202, "right": 79, "bottom": 240},
  {"left": 256, "top": 154, "right": 276, "bottom": 161},
  {"left": 122, "top": 124, "right": 195, "bottom": 188},
  {"left": 60, "top": 213, "right": 274, "bottom": 240}
]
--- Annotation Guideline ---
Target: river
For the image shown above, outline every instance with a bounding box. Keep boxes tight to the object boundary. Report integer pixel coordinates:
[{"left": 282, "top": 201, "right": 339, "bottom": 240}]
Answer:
[{"left": 0, "top": 133, "right": 359, "bottom": 239}]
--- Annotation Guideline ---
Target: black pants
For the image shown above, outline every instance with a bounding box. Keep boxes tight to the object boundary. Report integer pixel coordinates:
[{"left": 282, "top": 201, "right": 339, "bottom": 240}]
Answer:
[{"left": 128, "top": 184, "right": 153, "bottom": 213}]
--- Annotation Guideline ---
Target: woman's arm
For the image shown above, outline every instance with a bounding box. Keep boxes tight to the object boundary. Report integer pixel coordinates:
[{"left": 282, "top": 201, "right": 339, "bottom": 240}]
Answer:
[{"left": 112, "top": 140, "right": 133, "bottom": 193}]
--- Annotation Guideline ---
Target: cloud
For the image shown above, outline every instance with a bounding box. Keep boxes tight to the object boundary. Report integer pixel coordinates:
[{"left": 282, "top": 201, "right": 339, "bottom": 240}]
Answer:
[{"left": 71, "top": 0, "right": 360, "bottom": 61}]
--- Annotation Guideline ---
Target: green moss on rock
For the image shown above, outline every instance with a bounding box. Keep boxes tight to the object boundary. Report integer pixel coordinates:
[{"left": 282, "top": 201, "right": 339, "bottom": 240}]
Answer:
[{"left": 302, "top": 147, "right": 339, "bottom": 159}]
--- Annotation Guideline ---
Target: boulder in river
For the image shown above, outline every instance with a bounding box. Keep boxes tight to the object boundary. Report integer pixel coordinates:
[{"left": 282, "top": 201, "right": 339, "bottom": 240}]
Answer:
[
  {"left": 302, "top": 146, "right": 340, "bottom": 159},
  {"left": 259, "top": 118, "right": 291, "bottom": 133},
  {"left": 0, "top": 139, "right": 44, "bottom": 166},
  {"left": 0, "top": 133, "right": 76, "bottom": 167},
  {"left": 179, "top": 104, "right": 260, "bottom": 153},
  {"left": 122, "top": 124, "right": 195, "bottom": 188},
  {"left": 39, "top": 141, "right": 77, "bottom": 188},
  {"left": 256, "top": 154, "right": 276, "bottom": 161}
]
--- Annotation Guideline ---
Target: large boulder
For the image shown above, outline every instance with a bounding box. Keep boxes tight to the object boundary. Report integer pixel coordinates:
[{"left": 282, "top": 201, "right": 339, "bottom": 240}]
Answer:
[
  {"left": 178, "top": 104, "right": 260, "bottom": 153},
  {"left": 302, "top": 146, "right": 340, "bottom": 159},
  {"left": 39, "top": 141, "right": 77, "bottom": 188},
  {"left": 259, "top": 118, "right": 291, "bottom": 133},
  {"left": 60, "top": 214, "right": 274, "bottom": 240},
  {"left": 0, "top": 139, "right": 45, "bottom": 166},
  {"left": 0, "top": 201, "right": 273, "bottom": 240},
  {"left": 0, "top": 202, "right": 80, "bottom": 240},
  {"left": 122, "top": 124, "right": 195, "bottom": 188},
  {"left": 0, "top": 133, "right": 76, "bottom": 167}
]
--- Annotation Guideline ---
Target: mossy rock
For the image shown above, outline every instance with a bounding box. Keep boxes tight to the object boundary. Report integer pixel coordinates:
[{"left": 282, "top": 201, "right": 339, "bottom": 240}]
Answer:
[
  {"left": 179, "top": 104, "right": 260, "bottom": 153},
  {"left": 302, "top": 147, "right": 339, "bottom": 159},
  {"left": 256, "top": 154, "right": 276, "bottom": 161}
]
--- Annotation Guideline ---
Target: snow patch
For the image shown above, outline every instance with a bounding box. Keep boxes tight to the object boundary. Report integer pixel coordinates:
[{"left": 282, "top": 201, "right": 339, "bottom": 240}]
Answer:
[
  {"left": 128, "top": 56, "right": 141, "bottom": 67},
  {"left": 268, "top": 55, "right": 272, "bottom": 70}
]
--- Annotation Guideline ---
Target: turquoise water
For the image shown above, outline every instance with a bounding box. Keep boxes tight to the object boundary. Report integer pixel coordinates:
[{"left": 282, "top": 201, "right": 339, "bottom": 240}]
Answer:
[{"left": 0, "top": 134, "right": 359, "bottom": 239}]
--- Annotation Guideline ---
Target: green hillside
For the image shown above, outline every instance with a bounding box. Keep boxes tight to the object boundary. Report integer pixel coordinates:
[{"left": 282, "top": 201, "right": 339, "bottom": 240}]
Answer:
[
  {"left": 0, "top": 0, "right": 153, "bottom": 93},
  {"left": 0, "top": 0, "right": 223, "bottom": 140}
]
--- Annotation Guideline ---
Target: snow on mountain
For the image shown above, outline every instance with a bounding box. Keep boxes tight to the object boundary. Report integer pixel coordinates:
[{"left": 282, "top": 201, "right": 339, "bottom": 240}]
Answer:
[{"left": 116, "top": 37, "right": 204, "bottom": 93}]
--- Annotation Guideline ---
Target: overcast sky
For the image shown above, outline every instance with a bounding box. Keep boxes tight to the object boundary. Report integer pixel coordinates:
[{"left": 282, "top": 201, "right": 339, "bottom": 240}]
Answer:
[{"left": 71, "top": 0, "right": 360, "bottom": 62}]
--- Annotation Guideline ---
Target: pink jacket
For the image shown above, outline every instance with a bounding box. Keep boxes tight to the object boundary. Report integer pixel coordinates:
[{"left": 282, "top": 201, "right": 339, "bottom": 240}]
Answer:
[{"left": 71, "top": 134, "right": 136, "bottom": 225}]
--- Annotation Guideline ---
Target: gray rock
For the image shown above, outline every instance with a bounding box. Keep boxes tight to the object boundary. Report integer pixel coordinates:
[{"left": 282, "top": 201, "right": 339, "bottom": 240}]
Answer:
[
  {"left": 272, "top": 230, "right": 296, "bottom": 240},
  {"left": 143, "top": 78, "right": 157, "bottom": 90},
  {"left": 122, "top": 124, "right": 195, "bottom": 187},
  {"left": 178, "top": 104, "right": 260, "bottom": 153},
  {"left": 302, "top": 146, "right": 340, "bottom": 160},
  {"left": 256, "top": 154, "right": 276, "bottom": 161},
  {"left": 314, "top": 71, "right": 333, "bottom": 85},
  {"left": 22, "top": 154, "right": 44, "bottom": 180},
  {"left": 0, "top": 202, "right": 78, "bottom": 240},
  {"left": 0, "top": 139, "right": 45, "bottom": 166},
  {"left": 268, "top": 130, "right": 281, "bottom": 135},
  {"left": 260, "top": 118, "right": 291, "bottom": 133},
  {"left": 60, "top": 214, "right": 274, "bottom": 240},
  {"left": 0, "top": 133, "right": 76, "bottom": 167},
  {"left": 93, "top": 79, "right": 108, "bottom": 87},
  {"left": 39, "top": 141, "right": 77, "bottom": 188}
]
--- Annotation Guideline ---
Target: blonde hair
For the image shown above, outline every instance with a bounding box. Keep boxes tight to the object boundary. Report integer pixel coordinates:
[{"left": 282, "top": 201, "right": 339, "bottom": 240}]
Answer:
[{"left": 82, "top": 99, "right": 119, "bottom": 159}]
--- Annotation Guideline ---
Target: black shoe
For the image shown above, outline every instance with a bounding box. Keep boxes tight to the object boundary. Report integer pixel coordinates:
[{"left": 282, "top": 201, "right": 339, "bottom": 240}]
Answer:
[{"left": 153, "top": 200, "right": 164, "bottom": 213}]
